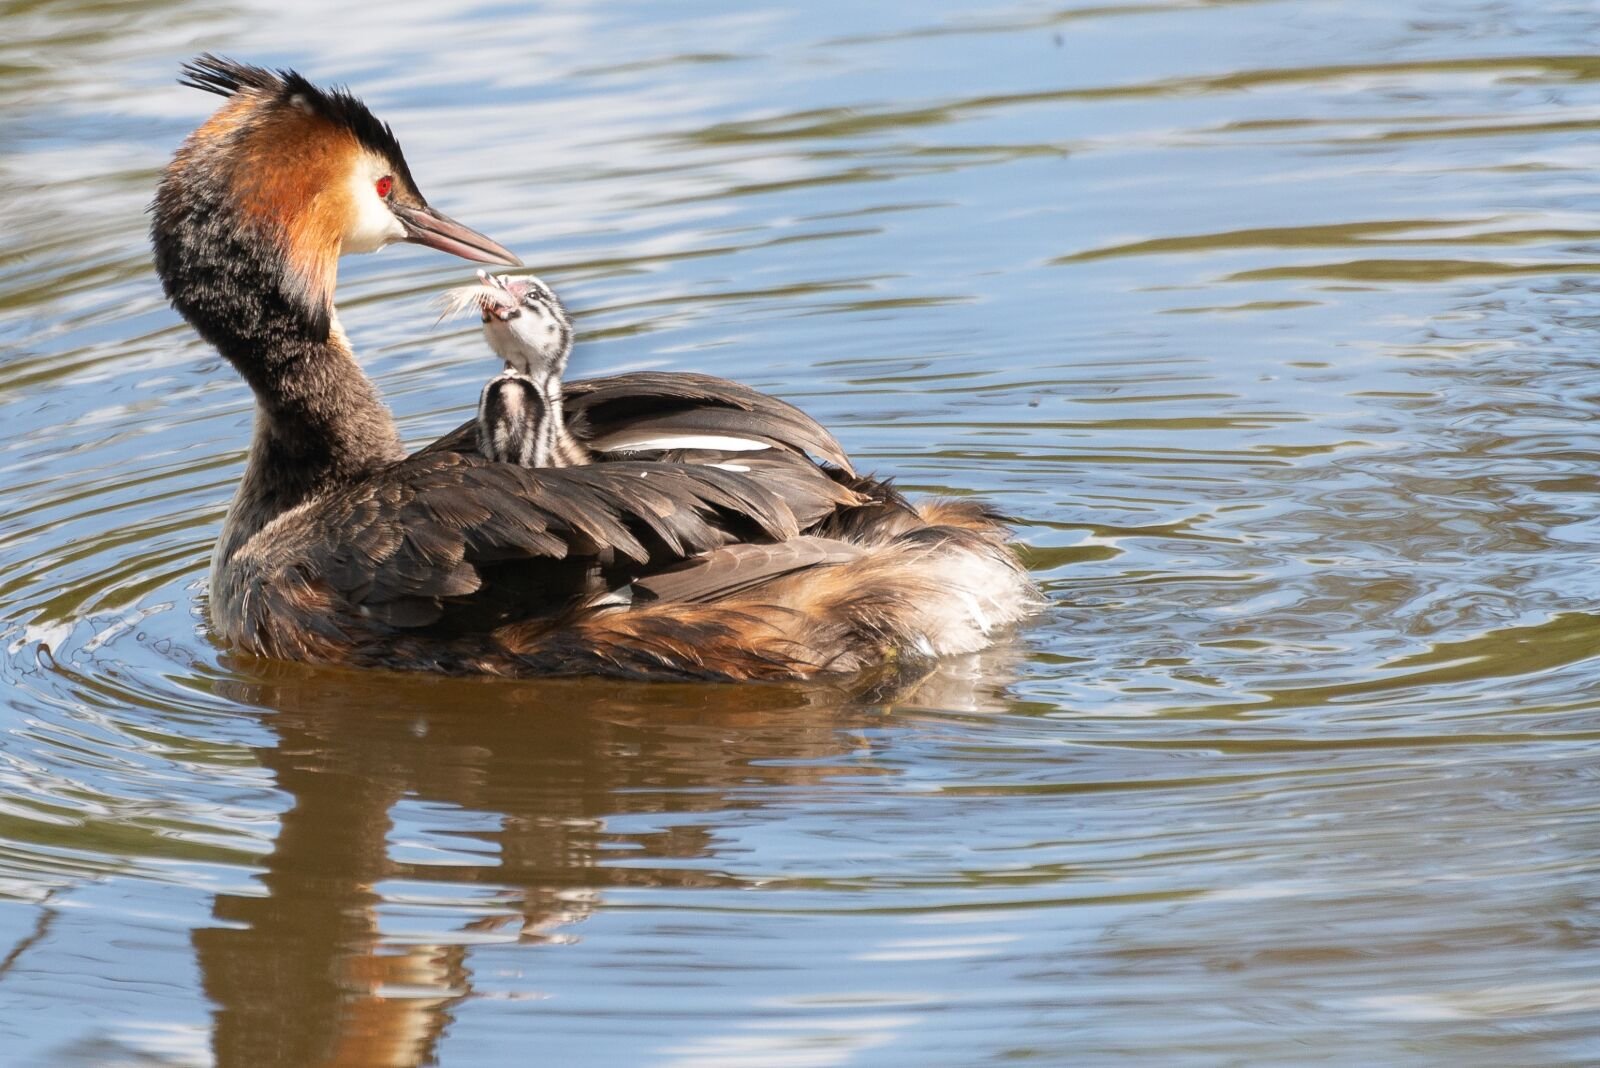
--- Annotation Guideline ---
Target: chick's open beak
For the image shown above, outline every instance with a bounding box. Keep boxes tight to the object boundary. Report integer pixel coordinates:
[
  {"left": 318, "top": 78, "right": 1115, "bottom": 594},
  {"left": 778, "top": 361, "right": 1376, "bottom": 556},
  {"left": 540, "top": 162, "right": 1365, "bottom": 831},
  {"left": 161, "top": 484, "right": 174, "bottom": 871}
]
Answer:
[{"left": 396, "top": 204, "right": 521, "bottom": 266}]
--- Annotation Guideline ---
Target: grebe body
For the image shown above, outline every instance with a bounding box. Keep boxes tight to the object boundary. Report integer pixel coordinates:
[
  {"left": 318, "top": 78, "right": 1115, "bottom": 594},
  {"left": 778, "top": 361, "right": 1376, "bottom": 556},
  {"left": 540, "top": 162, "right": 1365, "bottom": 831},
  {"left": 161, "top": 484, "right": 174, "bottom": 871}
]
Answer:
[{"left": 152, "top": 56, "right": 1037, "bottom": 681}]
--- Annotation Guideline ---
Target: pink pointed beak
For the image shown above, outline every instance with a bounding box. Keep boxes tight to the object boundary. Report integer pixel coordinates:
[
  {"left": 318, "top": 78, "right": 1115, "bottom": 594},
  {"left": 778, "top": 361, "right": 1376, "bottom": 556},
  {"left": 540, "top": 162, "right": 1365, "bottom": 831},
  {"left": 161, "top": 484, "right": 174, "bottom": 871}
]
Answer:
[{"left": 395, "top": 204, "right": 521, "bottom": 266}]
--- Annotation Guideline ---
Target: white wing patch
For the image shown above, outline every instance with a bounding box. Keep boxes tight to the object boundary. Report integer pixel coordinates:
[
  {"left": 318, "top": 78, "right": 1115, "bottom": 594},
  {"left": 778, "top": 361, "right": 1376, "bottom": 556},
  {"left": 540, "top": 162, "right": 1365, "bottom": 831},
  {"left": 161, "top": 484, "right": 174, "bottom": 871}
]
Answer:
[{"left": 600, "top": 434, "right": 772, "bottom": 453}]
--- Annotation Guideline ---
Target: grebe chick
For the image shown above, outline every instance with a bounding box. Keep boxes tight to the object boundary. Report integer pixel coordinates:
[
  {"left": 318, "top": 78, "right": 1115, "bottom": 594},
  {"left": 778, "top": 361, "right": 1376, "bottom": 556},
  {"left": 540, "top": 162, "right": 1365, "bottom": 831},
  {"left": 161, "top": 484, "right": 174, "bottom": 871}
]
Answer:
[{"left": 443, "top": 271, "right": 587, "bottom": 468}]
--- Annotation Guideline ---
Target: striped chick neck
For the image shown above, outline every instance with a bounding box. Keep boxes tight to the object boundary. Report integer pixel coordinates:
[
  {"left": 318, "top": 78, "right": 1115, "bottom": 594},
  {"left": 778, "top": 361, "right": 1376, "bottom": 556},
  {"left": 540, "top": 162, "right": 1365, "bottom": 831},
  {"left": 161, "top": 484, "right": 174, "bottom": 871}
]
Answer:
[{"left": 477, "top": 367, "right": 584, "bottom": 467}]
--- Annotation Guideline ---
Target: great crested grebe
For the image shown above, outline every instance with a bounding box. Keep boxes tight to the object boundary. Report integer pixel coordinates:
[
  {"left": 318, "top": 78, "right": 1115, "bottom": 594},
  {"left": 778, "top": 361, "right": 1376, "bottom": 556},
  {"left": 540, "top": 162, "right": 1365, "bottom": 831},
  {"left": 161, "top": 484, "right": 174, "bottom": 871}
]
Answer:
[
  {"left": 443, "top": 271, "right": 589, "bottom": 468},
  {"left": 152, "top": 55, "right": 1038, "bottom": 681}
]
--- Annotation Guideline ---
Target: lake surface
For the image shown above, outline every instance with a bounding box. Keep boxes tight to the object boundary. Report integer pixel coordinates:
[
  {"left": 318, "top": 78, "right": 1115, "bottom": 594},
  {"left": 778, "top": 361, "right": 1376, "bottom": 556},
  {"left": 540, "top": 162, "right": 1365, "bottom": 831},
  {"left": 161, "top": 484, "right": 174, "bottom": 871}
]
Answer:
[{"left": 4, "top": 0, "right": 1600, "bottom": 1063}]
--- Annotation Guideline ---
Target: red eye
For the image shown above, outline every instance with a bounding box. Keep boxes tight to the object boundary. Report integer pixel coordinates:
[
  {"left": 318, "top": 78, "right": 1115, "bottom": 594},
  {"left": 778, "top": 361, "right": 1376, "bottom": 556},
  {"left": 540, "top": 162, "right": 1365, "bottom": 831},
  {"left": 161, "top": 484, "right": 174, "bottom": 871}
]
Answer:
[{"left": 375, "top": 176, "right": 393, "bottom": 198}]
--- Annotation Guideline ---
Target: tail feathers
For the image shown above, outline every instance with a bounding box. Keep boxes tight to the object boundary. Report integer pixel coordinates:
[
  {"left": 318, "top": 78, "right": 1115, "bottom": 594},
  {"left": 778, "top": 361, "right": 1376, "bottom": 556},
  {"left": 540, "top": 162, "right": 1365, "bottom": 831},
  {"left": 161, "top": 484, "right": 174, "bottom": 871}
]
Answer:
[{"left": 778, "top": 522, "right": 1038, "bottom": 663}]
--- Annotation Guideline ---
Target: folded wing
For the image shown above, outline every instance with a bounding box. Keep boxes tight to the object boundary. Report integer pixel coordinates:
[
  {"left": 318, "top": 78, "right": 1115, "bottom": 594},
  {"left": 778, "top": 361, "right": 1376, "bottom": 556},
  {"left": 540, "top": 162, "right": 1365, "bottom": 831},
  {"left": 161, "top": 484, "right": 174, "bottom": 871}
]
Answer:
[{"left": 226, "top": 449, "right": 862, "bottom": 655}]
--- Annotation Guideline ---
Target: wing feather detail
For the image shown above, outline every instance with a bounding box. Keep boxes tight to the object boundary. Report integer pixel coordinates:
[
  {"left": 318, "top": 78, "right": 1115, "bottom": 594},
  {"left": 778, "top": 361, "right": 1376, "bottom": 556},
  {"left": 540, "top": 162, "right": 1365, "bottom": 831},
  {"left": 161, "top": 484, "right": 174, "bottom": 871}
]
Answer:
[
  {"left": 634, "top": 536, "right": 864, "bottom": 605},
  {"left": 422, "top": 371, "right": 854, "bottom": 474},
  {"left": 228, "top": 449, "right": 861, "bottom": 645}
]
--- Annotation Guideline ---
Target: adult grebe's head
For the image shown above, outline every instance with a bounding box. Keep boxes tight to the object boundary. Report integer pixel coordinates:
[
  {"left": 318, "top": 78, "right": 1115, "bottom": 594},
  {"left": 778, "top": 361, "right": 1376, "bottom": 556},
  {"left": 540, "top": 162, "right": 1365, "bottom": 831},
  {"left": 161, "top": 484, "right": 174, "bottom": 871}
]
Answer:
[
  {"left": 152, "top": 54, "right": 520, "bottom": 346},
  {"left": 444, "top": 271, "right": 572, "bottom": 381}
]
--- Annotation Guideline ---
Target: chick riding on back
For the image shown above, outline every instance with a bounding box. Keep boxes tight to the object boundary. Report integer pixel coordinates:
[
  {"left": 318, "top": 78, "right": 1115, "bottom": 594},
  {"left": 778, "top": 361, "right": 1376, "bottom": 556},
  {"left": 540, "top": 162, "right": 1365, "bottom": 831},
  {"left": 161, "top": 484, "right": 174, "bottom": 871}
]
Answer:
[{"left": 443, "top": 271, "right": 588, "bottom": 469}]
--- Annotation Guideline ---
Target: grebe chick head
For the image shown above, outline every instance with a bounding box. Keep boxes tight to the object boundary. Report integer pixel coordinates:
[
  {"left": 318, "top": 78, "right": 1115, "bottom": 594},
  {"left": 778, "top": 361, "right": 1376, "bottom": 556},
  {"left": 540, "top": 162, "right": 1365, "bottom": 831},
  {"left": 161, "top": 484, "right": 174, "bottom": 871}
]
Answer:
[
  {"left": 443, "top": 271, "right": 573, "bottom": 381},
  {"left": 152, "top": 55, "right": 520, "bottom": 348}
]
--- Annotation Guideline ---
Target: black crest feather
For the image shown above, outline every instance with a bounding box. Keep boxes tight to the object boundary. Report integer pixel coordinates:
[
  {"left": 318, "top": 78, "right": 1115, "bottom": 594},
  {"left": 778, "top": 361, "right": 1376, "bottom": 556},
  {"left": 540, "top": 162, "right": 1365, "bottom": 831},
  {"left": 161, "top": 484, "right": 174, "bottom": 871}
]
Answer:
[
  {"left": 179, "top": 54, "right": 281, "bottom": 97},
  {"left": 178, "top": 54, "right": 419, "bottom": 198}
]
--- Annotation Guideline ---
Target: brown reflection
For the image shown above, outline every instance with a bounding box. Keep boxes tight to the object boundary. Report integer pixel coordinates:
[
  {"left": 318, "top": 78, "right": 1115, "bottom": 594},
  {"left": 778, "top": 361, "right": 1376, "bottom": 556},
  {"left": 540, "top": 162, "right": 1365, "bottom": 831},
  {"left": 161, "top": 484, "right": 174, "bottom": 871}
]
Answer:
[{"left": 192, "top": 657, "right": 1019, "bottom": 1067}]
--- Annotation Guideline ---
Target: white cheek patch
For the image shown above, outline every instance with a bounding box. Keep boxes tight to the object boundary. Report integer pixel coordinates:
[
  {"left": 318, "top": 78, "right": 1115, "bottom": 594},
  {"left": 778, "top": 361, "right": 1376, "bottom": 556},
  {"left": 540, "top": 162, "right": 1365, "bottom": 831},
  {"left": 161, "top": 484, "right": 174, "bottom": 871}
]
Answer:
[{"left": 341, "top": 156, "right": 407, "bottom": 256}]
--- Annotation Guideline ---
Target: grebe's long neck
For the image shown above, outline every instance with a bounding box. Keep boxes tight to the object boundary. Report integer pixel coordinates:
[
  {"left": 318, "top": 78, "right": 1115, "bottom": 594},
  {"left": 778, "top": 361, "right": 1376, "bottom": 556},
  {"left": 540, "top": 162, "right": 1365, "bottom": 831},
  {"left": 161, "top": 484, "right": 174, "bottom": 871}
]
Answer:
[
  {"left": 218, "top": 323, "right": 405, "bottom": 568},
  {"left": 152, "top": 168, "right": 404, "bottom": 571}
]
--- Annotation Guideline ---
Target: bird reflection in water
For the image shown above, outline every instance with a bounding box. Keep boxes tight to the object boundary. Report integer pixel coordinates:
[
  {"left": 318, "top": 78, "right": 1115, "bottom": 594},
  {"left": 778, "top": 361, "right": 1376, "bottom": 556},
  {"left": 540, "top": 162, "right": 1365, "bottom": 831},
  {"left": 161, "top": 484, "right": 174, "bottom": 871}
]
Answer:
[{"left": 194, "top": 651, "right": 1023, "bottom": 1067}]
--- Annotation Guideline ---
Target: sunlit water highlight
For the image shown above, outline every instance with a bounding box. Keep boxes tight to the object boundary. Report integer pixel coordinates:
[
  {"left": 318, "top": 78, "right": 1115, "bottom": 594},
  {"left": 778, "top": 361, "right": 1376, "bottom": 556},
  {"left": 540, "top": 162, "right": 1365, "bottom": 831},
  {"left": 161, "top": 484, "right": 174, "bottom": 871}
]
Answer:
[{"left": 3, "top": 0, "right": 1600, "bottom": 1064}]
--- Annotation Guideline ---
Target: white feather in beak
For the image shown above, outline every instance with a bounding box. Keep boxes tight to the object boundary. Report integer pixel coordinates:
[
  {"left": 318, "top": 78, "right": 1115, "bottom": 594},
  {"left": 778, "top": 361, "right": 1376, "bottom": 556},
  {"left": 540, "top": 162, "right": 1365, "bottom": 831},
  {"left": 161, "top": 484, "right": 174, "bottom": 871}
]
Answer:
[{"left": 436, "top": 271, "right": 517, "bottom": 323}]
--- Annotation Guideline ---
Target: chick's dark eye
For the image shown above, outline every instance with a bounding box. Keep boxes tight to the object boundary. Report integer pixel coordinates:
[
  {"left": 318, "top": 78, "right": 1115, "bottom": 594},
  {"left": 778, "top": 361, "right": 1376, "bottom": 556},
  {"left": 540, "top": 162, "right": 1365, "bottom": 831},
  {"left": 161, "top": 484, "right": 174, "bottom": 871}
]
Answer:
[{"left": 375, "top": 176, "right": 394, "bottom": 199}]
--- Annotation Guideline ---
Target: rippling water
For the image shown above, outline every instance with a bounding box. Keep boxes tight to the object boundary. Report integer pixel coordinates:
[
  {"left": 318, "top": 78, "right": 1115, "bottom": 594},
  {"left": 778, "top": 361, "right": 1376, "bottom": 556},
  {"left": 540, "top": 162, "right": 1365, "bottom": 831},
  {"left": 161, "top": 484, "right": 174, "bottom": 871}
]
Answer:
[{"left": 4, "top": 0, "right": 1600, "bottom": 1063}]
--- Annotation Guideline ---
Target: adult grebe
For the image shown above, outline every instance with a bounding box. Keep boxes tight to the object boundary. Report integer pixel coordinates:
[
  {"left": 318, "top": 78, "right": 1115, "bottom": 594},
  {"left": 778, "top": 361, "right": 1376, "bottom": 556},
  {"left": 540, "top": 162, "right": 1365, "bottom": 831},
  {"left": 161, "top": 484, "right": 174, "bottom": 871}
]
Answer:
[{"left": 152, "top": 55, "right": 1037, "bottom": 681}]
